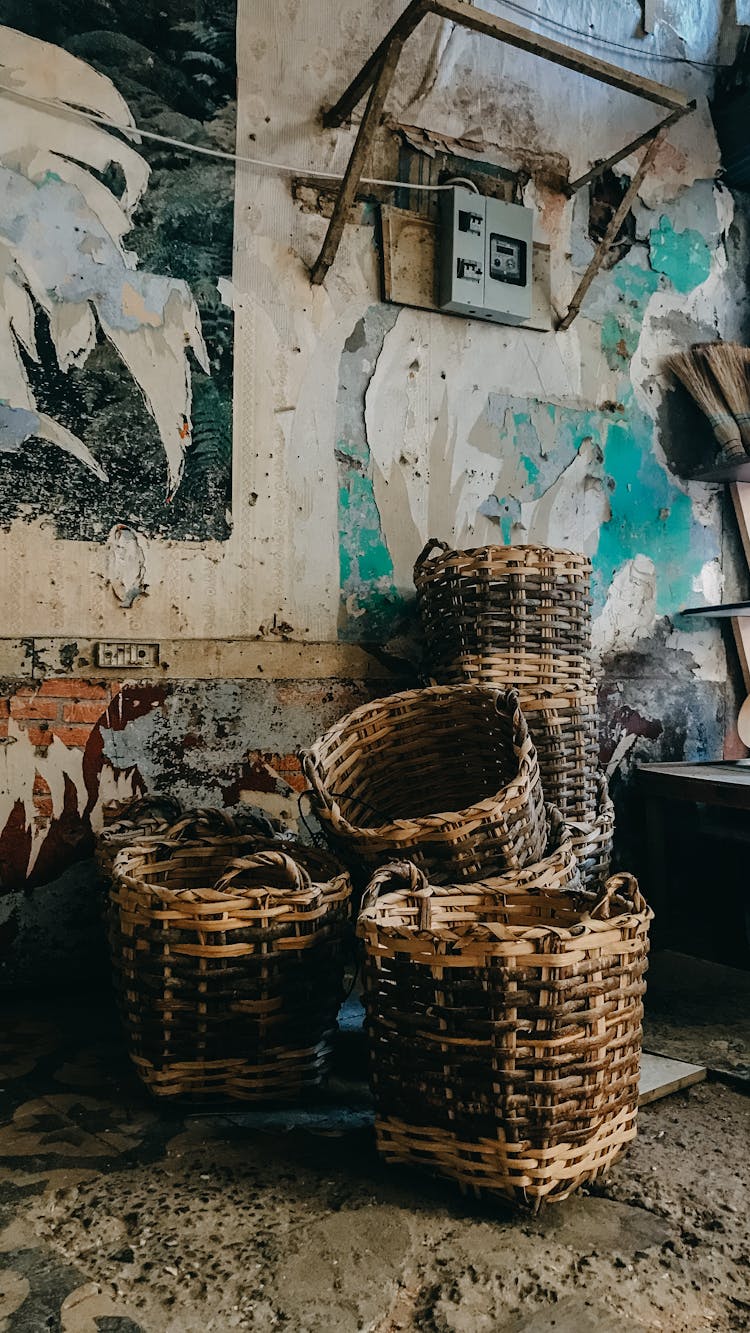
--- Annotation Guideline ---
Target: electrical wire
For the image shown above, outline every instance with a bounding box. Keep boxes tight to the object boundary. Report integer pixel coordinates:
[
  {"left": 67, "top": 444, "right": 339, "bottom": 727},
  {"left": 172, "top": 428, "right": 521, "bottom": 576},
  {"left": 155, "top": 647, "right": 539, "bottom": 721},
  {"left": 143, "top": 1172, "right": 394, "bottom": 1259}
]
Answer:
[
  {"left": 0, "top": 87, "right": 479, "bottom": 190},
  {"left": 494, "top": 0, "right": 732, "bottom": 70}
]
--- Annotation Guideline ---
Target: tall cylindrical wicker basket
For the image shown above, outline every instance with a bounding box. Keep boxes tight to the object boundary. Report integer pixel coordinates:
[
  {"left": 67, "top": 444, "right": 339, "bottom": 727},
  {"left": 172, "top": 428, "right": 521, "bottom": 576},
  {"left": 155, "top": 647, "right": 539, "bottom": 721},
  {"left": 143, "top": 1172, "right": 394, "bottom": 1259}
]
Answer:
[
  {"left": 414, "top": 539, "right": 593, "bottom": 688},
  {"left": 413, "top": 539, "right": 612, "bottom": 883}
]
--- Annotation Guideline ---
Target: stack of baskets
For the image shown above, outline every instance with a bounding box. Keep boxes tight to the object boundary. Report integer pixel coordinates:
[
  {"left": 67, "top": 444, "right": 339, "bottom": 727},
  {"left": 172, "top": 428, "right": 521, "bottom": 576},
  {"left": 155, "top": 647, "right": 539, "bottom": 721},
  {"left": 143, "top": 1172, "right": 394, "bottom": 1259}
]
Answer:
[
  {"left": 301, "top": 541, "right": 651, "bottom": 1208},
  {"left": 413, "top": 539, "right": 613, "bottom": 891},
  {"left": 101, "top": 802, "right": 353, "bottom": 1103}
]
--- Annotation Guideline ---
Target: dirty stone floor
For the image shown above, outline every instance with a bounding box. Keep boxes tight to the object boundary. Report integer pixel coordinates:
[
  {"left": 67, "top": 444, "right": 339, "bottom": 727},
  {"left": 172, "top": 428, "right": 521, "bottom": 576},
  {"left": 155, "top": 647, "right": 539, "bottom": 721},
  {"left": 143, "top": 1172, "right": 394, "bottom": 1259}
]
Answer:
[{"left": 0, "top": 992, "right": 748, "bottom": 1333}]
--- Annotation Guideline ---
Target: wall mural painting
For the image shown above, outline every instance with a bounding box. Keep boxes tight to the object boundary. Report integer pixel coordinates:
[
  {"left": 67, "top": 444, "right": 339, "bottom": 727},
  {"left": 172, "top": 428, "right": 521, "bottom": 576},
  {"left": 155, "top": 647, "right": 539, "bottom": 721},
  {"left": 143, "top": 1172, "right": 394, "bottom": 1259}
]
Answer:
[{"left": 0, "top": 2, "right": 236, "bottom": 540}]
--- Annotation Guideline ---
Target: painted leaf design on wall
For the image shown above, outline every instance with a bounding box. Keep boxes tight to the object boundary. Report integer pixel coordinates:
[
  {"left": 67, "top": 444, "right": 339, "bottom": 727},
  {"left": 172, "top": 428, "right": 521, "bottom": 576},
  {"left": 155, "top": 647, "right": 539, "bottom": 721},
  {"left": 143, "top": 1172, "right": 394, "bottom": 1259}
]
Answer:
[{"left": 0, "top": 24, "right": 209, "bottom": 494}]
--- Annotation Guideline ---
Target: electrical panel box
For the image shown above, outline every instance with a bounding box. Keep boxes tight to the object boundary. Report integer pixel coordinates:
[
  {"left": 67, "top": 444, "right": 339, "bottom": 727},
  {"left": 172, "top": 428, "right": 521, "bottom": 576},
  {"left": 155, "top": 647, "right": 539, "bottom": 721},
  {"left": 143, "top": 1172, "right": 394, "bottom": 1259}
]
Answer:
[{"left": 438, "top": 186, "right": 533, "bottom": 325}]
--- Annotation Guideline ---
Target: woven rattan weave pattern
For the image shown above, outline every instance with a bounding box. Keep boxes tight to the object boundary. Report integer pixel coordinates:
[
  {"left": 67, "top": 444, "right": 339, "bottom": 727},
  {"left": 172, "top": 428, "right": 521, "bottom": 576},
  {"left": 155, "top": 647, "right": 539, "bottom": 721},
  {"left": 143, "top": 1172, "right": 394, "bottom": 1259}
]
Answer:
[
  {"left": 96, "top": 794, "right": 183, "bottom": 878},
  {"left": 302, "top": 684, "right": 548, "bottom": 883},
  {"left": 358, "top": 847, "right": 652, "bottom": 1208},
  {"left": 568, "top": 773, "right": 615, "bottom": 892},
  {"left": 97, "top": 802, "right": 277, "bottom": 880},
  {"left": 414, "top": 541, "right": 593, "bottom": 689},
  {"left": 109, "top": 836, "right": 352, "bottom": 1101},
  {"left": 516, "top": 684, "right": 600, "bottom": 820}
]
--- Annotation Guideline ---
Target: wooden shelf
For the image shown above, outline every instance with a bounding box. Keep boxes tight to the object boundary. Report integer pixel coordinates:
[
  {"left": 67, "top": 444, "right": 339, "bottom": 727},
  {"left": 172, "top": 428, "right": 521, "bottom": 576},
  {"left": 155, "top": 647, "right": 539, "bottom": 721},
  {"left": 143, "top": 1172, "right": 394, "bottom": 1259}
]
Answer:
[
  {"left": 690, "top": 459, "right": 750, "bottom": 484},
  {"left": 680, "top": 602, "right": 750, "bottom": 619}
]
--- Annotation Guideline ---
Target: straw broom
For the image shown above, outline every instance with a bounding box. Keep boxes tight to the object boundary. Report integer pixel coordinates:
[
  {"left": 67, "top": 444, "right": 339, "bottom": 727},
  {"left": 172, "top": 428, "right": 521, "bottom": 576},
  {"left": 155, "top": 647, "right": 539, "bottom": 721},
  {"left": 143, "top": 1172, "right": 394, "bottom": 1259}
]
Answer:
[
  {"left": 698, "top": 342, "right": 750, "bottom": 455},
  {"left": 667, "top": 349, "right": 745, "bottom": 462}
]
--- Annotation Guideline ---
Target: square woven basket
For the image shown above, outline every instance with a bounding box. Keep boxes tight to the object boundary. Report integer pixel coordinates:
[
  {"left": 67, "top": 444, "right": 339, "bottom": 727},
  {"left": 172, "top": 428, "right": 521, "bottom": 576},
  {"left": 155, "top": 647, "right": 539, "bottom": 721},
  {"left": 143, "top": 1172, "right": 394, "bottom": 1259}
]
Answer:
[
  {"left": 109, "top": 836, "right": 352, "bottom": 1101},
  {"left": 358, "top": 836, "right": 652, "bottom": 1209}
]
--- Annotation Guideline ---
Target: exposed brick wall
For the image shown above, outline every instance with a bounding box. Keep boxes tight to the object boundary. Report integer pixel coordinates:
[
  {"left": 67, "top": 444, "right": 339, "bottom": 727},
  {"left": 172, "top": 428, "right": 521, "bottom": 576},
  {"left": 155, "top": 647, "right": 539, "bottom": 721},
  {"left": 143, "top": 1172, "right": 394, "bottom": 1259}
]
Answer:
[
  {"left": 6, "top": 682, "right": 116, "bottom": 756},
  {"left": 0, "top": 679, "right": 121, "bottom": 882}
]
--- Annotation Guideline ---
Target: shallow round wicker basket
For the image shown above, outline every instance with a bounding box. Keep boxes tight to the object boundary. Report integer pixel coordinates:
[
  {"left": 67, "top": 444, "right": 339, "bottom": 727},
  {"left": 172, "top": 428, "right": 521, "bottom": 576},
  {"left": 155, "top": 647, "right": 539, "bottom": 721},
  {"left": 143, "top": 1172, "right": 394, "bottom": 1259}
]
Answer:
[
  {"left": 414, "top": 540, "right": 593, "bottom": 688},
  {"left": 569, "top": 772, "right": 615, "bottom": 892},
  {"left": 302, "top": 684, "right": 548, "bottom": 884},
  {"left": 357, "top": 844, "right": 652, "bottom": 1208},
  {"left": 110, "top": 837, "right": 352, "bottom": 1101}
]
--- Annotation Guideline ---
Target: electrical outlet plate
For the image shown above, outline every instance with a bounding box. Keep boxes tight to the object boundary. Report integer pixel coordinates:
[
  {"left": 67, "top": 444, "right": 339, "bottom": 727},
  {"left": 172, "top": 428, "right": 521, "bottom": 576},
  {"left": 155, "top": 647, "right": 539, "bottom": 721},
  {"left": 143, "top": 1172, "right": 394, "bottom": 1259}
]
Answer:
[{"left": 96, "top": 641, "right": 160, "bottom": 669}]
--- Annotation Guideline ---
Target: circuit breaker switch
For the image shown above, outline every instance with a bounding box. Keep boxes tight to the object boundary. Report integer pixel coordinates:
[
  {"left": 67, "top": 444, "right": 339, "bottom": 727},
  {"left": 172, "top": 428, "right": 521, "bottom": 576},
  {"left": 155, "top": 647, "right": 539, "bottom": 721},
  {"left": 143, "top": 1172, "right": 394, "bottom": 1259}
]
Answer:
[
  {"left": 457, "top": 258, "right": 482, "bottom": 282},
  {"left": 458, "top": 209, "right": 483, "bottom": 236}
]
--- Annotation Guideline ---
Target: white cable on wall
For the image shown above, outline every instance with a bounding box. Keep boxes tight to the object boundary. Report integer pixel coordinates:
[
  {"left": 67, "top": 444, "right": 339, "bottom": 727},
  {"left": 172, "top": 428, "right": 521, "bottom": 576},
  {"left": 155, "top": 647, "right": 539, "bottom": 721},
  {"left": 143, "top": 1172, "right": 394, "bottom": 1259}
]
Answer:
[{"left": 0, "top": 87, "right": 480, "bottom": 192}]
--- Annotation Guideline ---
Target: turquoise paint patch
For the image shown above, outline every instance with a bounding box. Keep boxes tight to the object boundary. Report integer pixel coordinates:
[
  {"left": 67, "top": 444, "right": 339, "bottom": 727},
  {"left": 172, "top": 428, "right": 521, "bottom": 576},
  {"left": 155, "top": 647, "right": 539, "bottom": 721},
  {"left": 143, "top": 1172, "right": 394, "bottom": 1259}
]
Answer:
[
  {"left": 338, "top": 465, "right": 395, "bottom": 592},
  {"left": 592, "top": 388, "right": 715, "bottom": 616},
  {"left": 600, "top": 261, "right": 661, "bottom": 371},
  {"left": 521, "top": 453, "right": 539, "bottom": 483},
  {"left": 601, "top": 311, "right": 639, "bottom": 368},
  {"left": 649, "top": 215, "right": 712, "bottom": 294}
]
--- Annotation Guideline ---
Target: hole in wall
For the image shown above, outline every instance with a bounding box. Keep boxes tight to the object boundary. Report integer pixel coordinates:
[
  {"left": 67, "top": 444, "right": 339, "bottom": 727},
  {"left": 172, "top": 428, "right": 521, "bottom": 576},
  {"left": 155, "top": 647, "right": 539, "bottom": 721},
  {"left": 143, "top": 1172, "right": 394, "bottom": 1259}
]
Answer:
[{"left": 588, "top": 169, "right": 636, "bottom": 268}]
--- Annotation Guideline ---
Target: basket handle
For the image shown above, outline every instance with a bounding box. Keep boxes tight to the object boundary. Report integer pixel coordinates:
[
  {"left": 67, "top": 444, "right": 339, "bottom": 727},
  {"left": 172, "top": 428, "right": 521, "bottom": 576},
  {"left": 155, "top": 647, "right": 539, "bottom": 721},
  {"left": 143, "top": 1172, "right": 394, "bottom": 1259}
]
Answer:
[
  {"left": 214, "top": 850, "right": 313, "bottom": 893},
  {"left": 413, "top": 537, "right": 450, "bottom": 574},
  {"left": 236, "top": 809, "right": 277, "bottom": 838},
  {"left": 500, "top": 686, "right": 534, "bottom": 759},
  {"left": 105, "top": 792, "right": 182, "bottom": 825},
  {"left": 162, "top": 807, "right": 240, "bottom": 840},
  {"left": 360, "top": 860, "right": 432, "bottom": 926},
  {"left": 589, "top": 871, "right": 640, "bottom": 920}
]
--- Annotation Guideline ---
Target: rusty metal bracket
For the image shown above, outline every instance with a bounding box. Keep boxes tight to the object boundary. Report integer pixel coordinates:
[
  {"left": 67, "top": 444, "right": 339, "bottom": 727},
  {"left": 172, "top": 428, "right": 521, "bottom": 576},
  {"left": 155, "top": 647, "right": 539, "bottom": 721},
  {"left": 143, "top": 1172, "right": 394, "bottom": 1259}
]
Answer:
[{"left": 310, "top": 0, "right": 694, "bottom": 316}]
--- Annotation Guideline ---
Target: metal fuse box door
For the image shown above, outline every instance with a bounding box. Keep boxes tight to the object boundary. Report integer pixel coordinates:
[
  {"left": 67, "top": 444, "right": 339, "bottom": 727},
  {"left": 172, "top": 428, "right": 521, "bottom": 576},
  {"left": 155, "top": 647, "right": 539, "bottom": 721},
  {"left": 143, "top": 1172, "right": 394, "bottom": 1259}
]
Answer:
[
  {"left": 482, "top": 196, "right": 533, "bottom": 324},
  {"left": 438, "top": 186, "right": 486, "bottom": 316}
]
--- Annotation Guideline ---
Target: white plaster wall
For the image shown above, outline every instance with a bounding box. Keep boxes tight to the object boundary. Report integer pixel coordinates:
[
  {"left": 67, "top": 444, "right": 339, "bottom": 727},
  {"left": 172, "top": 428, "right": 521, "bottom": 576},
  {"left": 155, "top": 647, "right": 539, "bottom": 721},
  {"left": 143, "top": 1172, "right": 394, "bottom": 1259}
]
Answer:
[{"left": 0, "top": 0, "right": 741, "bottom": 653}]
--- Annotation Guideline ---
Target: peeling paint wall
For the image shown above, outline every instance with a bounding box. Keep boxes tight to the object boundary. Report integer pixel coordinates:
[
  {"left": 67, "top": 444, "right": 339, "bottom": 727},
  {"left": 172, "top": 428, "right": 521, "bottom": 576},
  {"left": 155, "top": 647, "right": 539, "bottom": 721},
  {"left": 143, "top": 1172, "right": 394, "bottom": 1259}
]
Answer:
[
  {"left": 0, "top": 676, "right": 404, "bottom": 987},
  {"left": 2, "top": 0, "right": 750, "bottom": 979},
  {"left": 0, "top": 6, "right": 235, "bottom": 541}
]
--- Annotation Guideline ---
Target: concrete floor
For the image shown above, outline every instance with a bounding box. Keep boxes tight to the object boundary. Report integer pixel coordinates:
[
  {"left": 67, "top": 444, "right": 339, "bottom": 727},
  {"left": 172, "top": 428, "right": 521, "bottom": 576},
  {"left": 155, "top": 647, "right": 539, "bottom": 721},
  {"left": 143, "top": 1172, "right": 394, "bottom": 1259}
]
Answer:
[{"left": 0, "top": 990, "right": 748, "bottom": 1333}]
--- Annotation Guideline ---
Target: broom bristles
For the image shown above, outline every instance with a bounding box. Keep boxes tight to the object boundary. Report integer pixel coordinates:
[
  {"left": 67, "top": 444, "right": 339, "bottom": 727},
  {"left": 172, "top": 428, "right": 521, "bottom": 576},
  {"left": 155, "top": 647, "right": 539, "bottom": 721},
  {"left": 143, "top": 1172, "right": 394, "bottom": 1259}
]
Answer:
[
  {"left": 698, "top": 342, "right": 750, "bottom": 451},
  {"left": 668, "top": 349, "right": 745, "bottom": 460}
]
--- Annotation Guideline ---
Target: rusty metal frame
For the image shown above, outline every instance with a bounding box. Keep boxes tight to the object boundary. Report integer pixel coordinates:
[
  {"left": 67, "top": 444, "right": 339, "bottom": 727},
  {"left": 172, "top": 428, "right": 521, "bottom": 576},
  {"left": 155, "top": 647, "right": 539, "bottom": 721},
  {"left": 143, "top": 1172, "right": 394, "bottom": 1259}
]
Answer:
[{"left": 311, "top": 0, "right": 694, "bottom": 327}]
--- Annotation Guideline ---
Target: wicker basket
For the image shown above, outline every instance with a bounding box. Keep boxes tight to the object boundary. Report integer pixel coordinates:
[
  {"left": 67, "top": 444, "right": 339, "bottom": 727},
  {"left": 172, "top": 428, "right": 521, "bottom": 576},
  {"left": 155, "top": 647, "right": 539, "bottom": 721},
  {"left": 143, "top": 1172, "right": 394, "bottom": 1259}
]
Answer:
[
  {"left": 358, "top": 851, "right": 652, "bottom": 1208},
  {"left": 96, "top": 794, "right": 183, "bottom": 877},
  {"left": 569, "top": 772, "right": 615, "bottom": 892},
  {"left": 518, "top": 683, "right": 600, "bottom": 820},
  {"left": 302, "top": 684, "right": 548, "bottom": 884},
  {"left": 414, "top": 540, "right": 592, "bottom": 688},
  {"left": 109, "top": 837, "right": 352, "bottom": 1101},
  {"left": 97, "top": 802, "right": 276, "bottom": 879}
]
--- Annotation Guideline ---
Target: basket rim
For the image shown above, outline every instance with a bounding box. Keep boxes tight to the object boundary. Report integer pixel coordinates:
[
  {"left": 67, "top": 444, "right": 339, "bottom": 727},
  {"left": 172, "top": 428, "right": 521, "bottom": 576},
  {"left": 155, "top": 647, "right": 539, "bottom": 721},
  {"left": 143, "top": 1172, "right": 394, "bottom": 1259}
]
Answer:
[
  {"left": 111, "top": 834, "right": 352, "bottom": 903},
  {"left": 302, "top": 683, "right": 541, "bottom": 844},
  {"left": 358, "top": 868, "right": 652, "bottom": 945},
  {"left": 414, "top": 538, "right": 592, "bottom": 580}
]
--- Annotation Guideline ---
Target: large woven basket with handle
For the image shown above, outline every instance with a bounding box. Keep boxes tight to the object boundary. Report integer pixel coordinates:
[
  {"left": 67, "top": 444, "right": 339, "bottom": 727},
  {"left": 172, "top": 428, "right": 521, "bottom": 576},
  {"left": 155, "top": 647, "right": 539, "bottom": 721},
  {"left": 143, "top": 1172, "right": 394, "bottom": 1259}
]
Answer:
[
  {"left": 357, "top": 839, "right": 652, "bottom": 1209},
  {"left": 302, "top": 684, "right": 548, "bottom": 884},
  {"left": 414, "top": 540, "right": 592, "bottom": 689},
  {"left": 110, "top": 837, "right": 352, "bottom": 1101}
]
